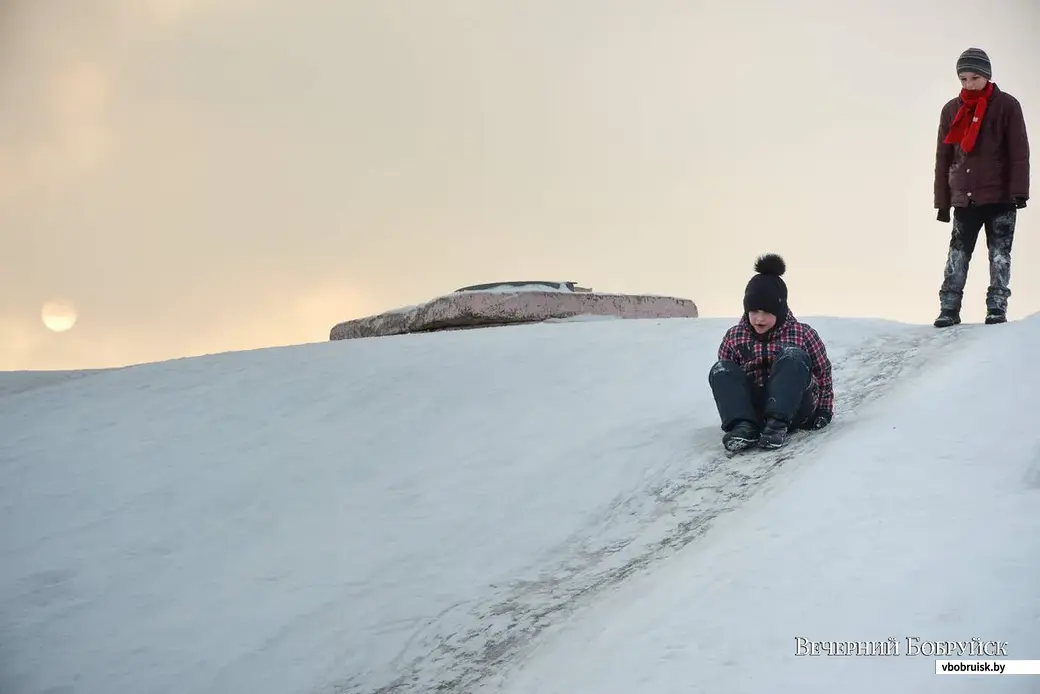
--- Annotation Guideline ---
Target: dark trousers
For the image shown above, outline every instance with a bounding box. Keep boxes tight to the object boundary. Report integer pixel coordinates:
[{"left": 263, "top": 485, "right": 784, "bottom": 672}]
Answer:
[
  {"left": 708, "top": 346, "right": 817, "bottom": 431},
  {"left": 939, "top": 203, "right": 1016, "bottom": 313}
]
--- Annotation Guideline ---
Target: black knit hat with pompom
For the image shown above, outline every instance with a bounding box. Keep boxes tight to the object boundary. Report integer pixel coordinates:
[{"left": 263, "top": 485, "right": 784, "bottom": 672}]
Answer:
[{"left": 743, "top": 253, "right": 788, "bottom": 322}]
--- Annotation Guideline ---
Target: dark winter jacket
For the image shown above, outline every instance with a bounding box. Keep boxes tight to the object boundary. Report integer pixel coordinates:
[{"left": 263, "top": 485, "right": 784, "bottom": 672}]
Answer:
[
  {"left": 934, "top": 83, "right": 1030, "bottom": 209},
  {"left": 717, "top": 311, "right": 834, "bottom": 417}
]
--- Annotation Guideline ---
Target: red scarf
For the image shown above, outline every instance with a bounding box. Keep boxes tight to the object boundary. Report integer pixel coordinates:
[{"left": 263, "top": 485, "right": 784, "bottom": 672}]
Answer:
[{"left": 943, "top": 82, "right": 994, "bottom": 153}]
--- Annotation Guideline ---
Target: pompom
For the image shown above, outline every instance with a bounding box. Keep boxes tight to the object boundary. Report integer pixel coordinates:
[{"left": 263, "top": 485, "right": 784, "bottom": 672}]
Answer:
[{"left": 753, "top": 253, "right": 786, "bottom": 277}]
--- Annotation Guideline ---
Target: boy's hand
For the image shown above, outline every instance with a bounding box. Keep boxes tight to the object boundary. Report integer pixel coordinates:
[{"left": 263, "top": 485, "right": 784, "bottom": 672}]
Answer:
[
  {"left": 811, "top": 410, "right": 832, "bottom": 430},
  {"left": 937, "top": 208, "right": 951, "bottom": 223}
]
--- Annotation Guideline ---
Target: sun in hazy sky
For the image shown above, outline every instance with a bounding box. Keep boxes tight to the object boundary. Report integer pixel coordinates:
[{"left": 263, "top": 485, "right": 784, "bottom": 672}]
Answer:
[{"left": 41, "top": 300, "right": 78, "bottom": 333}]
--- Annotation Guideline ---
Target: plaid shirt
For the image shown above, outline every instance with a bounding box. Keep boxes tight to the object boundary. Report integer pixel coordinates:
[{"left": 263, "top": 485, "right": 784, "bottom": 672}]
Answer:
[{"left": 717, "top": 312, "right": 835, "bottom": 416}]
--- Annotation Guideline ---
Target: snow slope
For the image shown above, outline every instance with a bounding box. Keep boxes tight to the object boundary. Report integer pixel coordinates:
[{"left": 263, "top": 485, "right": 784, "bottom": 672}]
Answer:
[
  {"left": 0, "top": 368, "right": 113, "bottom": 397},
  {"left": 2, "top": 314, "right": 1038, "bottom": 694},
  {"left": 485, "top": 317, "right": 1040, "bottom": 694}
]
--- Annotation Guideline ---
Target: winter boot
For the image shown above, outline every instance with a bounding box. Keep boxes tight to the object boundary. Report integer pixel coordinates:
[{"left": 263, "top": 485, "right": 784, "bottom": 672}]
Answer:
[
  {"left": 758, "top": 418, "right": 789, "bottom": 449},
  {"left": 933, "top": 309, "right": 960, "bottom": 328},
  {"left": 722, "top": 420, "right": 760, "bottom": 452},
  {"left": 985, "top": 309, "right": 1007, "bottom": 325}
]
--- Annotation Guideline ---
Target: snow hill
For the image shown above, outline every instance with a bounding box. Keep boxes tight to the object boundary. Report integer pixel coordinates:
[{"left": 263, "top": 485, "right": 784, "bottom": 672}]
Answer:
[{"left": 3, "top": 314, "right": 1040, "bottom": 694}]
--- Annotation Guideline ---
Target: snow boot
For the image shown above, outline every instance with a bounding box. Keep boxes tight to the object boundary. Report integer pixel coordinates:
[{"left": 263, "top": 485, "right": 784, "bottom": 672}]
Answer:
[
  {"left": 758, "top": 418, "right": 789, "bottom": 449},
  {"left": 985, "top": 309, "right": 1007, "bottom": 325},
  {"left": 723, "top": 420, "right": 760, "bottom": 452},
  {"left": 933, "top": 309, "right": 960, "bottom": 328}
]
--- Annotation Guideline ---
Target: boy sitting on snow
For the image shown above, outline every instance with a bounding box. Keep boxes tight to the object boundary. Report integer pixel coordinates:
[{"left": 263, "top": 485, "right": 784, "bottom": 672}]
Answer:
[{"left": 708, "top": 254, "right": 834, "bottom": 451}]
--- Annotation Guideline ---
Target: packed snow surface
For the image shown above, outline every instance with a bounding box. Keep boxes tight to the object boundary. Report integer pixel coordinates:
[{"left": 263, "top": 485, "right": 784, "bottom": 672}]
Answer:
[{"left": 2, "top": 314, "right": 1039, "bottom": 694}]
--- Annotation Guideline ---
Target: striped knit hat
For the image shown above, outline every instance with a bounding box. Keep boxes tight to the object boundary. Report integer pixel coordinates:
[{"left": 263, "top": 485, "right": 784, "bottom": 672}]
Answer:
[{"left": 956, "top": 48, "right": 992, "bottom": 79}]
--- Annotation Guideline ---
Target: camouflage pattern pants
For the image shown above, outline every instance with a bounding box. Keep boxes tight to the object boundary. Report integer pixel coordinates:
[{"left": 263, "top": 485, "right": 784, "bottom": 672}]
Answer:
[{"left": 938, "top": 204, "right": 1017, "bottom": 313}]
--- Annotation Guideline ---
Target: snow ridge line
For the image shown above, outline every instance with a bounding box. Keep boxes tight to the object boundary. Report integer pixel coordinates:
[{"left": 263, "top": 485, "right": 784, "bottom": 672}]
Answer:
[{"left": 331, "top": 325, "right": 976, "bottom": 694}]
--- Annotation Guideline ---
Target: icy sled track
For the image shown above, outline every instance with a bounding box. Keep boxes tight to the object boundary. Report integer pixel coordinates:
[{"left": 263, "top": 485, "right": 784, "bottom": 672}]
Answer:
[{"left": 2, "top": 316, "right": 1040, "bottom": 694}]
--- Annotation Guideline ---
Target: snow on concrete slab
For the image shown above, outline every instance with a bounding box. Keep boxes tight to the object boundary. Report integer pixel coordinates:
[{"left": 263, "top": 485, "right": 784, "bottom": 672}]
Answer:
[
  {"left": 328, "top": 285, "right": 698, "bottom": 340},
  {"left": 0, "top": 314, "right": 1018, "bottom": 694}
]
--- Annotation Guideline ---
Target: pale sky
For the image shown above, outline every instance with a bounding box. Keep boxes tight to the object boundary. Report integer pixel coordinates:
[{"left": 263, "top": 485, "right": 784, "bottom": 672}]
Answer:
[{"left": 2, "top": 0, "right": 1038, "bottom": 370}]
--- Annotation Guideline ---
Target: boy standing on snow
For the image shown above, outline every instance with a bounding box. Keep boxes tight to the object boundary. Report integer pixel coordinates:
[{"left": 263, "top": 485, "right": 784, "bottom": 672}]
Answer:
[
  {"left": 708, "top": 254, "right": 834, "bottom": 452},
  {"left": 933, "top": 47, "right": 1029, "bottom": 327}
]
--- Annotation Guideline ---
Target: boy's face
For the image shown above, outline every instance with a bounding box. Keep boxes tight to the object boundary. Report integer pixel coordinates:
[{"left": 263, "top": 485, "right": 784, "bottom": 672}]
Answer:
[
  {"left": 747, "top": 310, "right": 777, "bottom": 334},
  {"left": 959, "top": 72, "right": 988, "bottom": 91}
]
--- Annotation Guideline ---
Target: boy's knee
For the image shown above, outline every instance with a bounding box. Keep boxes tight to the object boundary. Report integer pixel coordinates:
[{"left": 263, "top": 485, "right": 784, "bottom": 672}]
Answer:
[
  {"left": 776, "top": 346, "right": 811, "bottom": 364},
  {"left": 709, "top": 359, "right": 740, "bottom": 381}
]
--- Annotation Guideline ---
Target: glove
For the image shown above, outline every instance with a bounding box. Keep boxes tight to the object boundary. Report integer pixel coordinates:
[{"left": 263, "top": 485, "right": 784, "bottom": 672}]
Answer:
[
  {"left": 937, "top": 208, "right": 951, "bottom": 223},
  {"left": 810, "top": 410, "right": 832, "bottom": 430},
  {"left": 1015, "top": 197, "right": 1028, "bottom": 209}
]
